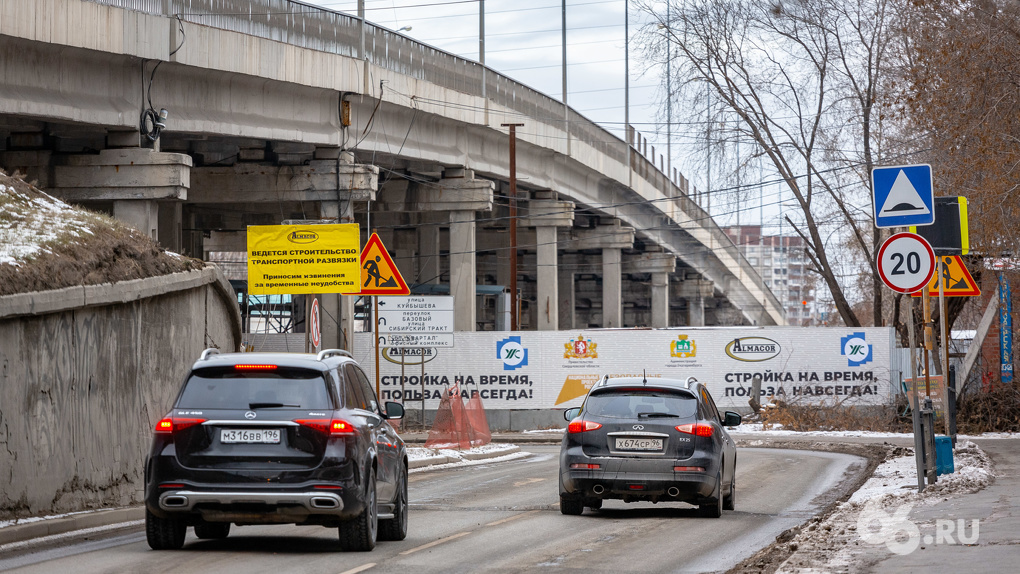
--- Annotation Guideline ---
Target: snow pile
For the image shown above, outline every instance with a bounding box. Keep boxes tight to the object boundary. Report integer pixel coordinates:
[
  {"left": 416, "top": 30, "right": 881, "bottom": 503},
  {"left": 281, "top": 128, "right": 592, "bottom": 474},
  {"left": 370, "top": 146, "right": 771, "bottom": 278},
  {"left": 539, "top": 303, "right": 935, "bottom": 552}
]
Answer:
[
  {"left": 778, "top": 441, "right": 993, "bottom": 572},
  {"left": 408, "top": 443, "right": 528, "bottom": 473},
  {"left": 0, "top": 182, "right": 83, "bottom": 267}
]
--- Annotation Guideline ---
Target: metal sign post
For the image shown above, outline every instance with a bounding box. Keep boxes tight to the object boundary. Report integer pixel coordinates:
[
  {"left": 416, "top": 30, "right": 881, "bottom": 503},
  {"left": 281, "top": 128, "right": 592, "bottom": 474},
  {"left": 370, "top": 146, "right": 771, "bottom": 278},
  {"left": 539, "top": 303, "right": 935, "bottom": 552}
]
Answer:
[{"left": 913, "top": 295, "right": 930, "bottom": 493}]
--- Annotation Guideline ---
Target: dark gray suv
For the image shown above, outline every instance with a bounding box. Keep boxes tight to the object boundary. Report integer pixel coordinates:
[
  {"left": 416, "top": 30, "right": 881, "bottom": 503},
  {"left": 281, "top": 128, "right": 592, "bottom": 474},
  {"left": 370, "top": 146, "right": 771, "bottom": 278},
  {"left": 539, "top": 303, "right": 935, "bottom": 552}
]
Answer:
[
  {"left": 559, "top": 376, "right": 741, "bottom": 517},
  {"left": 144, "top": 349, "right": 407, "bottom": 551}
]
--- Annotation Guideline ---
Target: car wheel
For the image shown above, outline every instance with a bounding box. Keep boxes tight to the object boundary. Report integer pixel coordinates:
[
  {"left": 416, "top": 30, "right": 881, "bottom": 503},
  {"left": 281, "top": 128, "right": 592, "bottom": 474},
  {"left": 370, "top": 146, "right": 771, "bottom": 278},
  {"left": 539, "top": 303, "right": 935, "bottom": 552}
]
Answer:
[
  {"left": 699, "top": 472, "right": 723, "bottom": 518},
  {"left": 379, "top": 466, "right": 408, "bottom": 541},
  {"left": 586, "top": 498, "right": 603, "bottom": 511},
  {"left": 723, "top": 474, "right": 735, "bottom": 511},
  {"left": 560, "top": 494, "right": 585, "bottom": 516},
  {"left": 340, "top": 469, "right": 378, "bottom": 551},
  {"left": 145, "top": 509, "right": 186, "bottom": 550},
  {"left": 194, "top": 521, "right": 230, "bottom": 539}
]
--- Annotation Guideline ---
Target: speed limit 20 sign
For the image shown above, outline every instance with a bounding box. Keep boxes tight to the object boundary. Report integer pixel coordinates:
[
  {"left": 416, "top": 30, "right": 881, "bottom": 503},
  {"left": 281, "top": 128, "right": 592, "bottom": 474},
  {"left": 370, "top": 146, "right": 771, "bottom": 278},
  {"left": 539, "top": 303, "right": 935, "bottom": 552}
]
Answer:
[{"left": 877, "top": 232, "right": 936, "bottom": 293}]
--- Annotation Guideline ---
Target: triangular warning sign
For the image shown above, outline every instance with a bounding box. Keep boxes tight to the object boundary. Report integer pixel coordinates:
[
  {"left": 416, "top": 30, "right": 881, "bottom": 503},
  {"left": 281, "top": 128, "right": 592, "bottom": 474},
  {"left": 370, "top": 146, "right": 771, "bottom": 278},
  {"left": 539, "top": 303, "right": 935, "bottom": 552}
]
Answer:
[
  {"left": 911, "top": 255, "right": 980, "bottom": 297},
  {"left": 357, "top": 233, "right": 410, "bottom": 295},
  {"left": 879, "top": 170, "right": 932, "bottom": 218}
]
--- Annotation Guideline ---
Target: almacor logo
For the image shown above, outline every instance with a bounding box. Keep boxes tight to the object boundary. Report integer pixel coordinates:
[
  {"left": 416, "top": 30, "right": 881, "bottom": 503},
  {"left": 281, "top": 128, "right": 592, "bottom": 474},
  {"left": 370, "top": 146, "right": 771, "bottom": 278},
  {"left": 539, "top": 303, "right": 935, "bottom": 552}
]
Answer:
[
  {"left": 288, "top": 230, "right": 319, "bottom": 244},
  {"left": 497, "top": 336, "right": 528, "bottom": 370},
  {"left": 725, "top": 337, "right": 781, "bottom": 362}
]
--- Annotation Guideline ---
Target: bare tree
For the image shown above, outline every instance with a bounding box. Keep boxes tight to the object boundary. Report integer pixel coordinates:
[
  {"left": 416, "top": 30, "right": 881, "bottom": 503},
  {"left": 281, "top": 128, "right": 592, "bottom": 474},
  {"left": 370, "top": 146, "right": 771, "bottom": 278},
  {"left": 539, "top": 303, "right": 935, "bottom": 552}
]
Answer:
[{"left": 638, "top": 0, "right": 899, "bottom": 327}]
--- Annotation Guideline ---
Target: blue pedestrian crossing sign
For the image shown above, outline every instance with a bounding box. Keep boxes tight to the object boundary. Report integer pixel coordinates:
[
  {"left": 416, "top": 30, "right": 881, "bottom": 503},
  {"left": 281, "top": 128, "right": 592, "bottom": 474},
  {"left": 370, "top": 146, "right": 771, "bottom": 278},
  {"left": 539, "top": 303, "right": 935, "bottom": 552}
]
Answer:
[{"left": 872, "top": 164, "right": 935, "bottom": 228}]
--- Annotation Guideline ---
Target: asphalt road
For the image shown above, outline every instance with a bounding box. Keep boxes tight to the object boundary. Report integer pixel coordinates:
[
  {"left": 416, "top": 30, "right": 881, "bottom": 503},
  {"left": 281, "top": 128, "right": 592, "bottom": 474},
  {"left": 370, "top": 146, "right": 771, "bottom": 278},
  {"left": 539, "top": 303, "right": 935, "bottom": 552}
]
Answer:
[{"left": 0, "top": 446, "right": 866, "bottom": 574}]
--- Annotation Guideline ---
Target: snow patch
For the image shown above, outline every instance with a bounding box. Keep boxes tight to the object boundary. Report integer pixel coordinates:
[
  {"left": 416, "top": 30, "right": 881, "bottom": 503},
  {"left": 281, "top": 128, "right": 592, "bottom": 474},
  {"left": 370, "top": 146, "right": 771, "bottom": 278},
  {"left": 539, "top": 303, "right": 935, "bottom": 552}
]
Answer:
[{"left": 779, "top": 440, "right": 993, "bottom": 572}]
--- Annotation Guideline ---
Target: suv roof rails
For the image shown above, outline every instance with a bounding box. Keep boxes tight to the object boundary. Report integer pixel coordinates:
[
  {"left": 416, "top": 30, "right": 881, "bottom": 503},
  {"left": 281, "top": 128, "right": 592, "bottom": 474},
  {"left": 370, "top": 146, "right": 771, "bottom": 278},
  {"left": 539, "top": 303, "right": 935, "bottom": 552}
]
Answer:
[
  {"left": 200, "top": 348, "right": 220, "bottom": 361},
  {"left": 685, "top": 376, "right": 698, "bottom": 388},
  {"left": 317, "top": 349, "right": 353, "bottom": 362},
  {"left": 598, "top": 374, "right": 610, "bottom": 387}
]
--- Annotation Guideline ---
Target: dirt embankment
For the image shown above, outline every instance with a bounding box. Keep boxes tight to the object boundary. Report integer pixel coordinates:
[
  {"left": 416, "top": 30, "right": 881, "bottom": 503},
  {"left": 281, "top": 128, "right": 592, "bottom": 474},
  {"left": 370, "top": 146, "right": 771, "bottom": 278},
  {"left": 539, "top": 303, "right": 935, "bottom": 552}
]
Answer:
[{"left": 0, "top": 170, "right": 203, "bottom": 296}]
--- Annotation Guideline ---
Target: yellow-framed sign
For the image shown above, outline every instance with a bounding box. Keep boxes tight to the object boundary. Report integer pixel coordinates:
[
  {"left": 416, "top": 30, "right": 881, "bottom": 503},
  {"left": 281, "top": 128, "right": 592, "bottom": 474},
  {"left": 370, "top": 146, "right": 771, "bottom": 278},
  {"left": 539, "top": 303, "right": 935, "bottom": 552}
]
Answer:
[{"left": 247, "top": 224, "right": 361, "bottom": 295}]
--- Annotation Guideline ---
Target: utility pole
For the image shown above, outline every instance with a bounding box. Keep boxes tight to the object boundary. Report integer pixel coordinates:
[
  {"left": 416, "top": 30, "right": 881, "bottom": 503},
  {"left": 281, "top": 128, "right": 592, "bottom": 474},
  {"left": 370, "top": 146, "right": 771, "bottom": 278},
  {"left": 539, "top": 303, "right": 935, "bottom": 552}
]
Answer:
[
  {"left": 665, "top": 1, "right": 671, "bottom": 181},
  {"left": 480, "top": 0, "right": 488, "bottom": 124},
  {"left": 624, "top": 0, "right": 630, "bottom": 186},
  {"left": 502, "top": 123, "right": 524, "bottom": 331},
  {"left": 562, "top": 0, "right": 569, "bottom": 154}
]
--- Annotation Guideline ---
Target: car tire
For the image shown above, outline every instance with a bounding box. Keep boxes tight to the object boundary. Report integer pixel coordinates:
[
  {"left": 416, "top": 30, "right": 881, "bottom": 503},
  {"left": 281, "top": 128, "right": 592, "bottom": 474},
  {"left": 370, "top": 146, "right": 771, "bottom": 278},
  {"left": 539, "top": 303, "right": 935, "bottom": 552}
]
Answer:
[
  {"left": 560, "top": 494, "right": 585, "bottom": 516},
  {"left": 340, "top": 470, "right": 378, "bottom": 551},
  {"left": 586, "top": 498, "right": 603, "bottom": 511},
  {"left": 723, "top": 474, "right": 735, "bottom": 511},
  {"left": 145, "top": 509, "right": 186, "bottom": 550},
  {"left": 699, "top": 472, "right": 724, "bottom": 518},
  {"left": 379, "top": 466, "right": 408, "bottom": 541},
  {"left": 194, "top": 521, "right": 230, "bottom": 539}
]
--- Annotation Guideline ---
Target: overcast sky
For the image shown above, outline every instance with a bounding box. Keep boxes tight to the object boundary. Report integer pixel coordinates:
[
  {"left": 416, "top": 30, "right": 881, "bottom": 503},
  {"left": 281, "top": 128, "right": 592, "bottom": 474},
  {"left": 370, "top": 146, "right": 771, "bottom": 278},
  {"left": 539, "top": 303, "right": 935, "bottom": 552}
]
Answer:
[{"left": 298, "top": 0, "right": 784, "bottom": 231}]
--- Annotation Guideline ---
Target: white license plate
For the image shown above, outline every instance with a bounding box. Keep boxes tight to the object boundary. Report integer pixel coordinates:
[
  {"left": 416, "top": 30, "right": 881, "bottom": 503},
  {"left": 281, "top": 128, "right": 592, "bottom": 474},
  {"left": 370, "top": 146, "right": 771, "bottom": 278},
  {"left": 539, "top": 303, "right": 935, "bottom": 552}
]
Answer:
[
  {"left": 615, "top": 437, "right": 663, "bottom": 451},
  {"left": 221, "top": 429, "right": 281, "bottom": 444}
]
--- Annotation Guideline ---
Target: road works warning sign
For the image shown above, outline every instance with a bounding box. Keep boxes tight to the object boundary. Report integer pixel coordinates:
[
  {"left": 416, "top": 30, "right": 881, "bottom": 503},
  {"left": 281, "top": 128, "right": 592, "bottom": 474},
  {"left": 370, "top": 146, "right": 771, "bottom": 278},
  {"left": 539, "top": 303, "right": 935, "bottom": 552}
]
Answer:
[
  {"left": 353, "top": 233, "right": 410, "bottom": 296},
  {"left": 910, "top": 255, "right": 981, "bottom": 297},
  {"left": 247, "top": 224, "right": 361, "bottom": 295}
]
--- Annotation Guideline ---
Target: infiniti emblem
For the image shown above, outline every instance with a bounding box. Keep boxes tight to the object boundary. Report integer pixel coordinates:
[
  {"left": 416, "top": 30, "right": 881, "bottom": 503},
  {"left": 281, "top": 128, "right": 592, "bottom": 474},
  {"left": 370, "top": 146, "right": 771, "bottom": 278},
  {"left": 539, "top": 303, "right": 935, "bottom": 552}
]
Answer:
[
  {"left": 633, "top": 425, "right": 644, "bottom": 430},
  {"left": 245, "top": 411, "right": 257, "bottom": 419}
]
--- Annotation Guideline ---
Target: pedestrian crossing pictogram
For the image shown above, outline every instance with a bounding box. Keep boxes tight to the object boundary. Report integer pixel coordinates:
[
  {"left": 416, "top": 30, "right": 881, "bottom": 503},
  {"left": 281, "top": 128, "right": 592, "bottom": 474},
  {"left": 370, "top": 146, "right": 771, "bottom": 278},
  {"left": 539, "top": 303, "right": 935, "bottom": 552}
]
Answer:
[
  {"left": 357, "top": 233, "right": 409, "bottom": 295},
  {"left": 911, "top": 255, "right": 980, "bottom": 297}
]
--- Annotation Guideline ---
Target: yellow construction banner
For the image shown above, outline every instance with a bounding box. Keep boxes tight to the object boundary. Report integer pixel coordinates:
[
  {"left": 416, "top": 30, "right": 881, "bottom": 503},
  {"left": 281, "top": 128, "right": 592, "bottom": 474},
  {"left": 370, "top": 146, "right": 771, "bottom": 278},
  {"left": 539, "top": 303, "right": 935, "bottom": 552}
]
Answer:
[{"left": 247, "top": 224, "right": 361, "bottom": 295}]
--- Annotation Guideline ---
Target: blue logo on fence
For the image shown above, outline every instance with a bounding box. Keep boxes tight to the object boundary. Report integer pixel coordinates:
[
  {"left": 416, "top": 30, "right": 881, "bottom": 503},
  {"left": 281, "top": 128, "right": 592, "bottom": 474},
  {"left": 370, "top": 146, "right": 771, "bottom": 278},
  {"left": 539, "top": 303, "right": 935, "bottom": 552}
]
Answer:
[
  {"left": 497, "top": 336, "right": 528, "bottom": 370},
  {"left": 841, "top": 332, "right": 873, "bottom": 367}
]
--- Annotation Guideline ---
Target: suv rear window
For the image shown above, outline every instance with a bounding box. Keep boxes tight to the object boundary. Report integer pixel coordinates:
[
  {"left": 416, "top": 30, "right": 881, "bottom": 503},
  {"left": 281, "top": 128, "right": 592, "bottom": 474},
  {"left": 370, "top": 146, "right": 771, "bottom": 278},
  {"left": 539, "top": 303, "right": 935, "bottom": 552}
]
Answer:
[
  {"left": 585, "top": 389, "right": 698, "bottom": 418},
  {"left": 178, "top": 367, "right": 332, "bottom": 410}
]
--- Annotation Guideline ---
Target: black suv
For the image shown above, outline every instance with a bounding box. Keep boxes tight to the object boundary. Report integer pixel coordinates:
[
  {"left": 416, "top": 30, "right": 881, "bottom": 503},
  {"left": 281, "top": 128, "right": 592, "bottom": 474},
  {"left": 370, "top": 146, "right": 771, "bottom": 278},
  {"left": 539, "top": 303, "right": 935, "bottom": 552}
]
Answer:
[
  {"left": 559, "top": 376, "right": 741, "bottom": 517},
  {"left": 144, "top": 349, "right": 408, "bottom": 551}
]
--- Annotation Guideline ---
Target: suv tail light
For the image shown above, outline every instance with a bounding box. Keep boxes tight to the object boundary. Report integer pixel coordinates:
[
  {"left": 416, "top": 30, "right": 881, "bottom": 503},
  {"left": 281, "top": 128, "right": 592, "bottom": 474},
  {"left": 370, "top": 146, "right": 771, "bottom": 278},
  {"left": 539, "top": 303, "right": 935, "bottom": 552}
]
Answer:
[
  {"left": 675, "top": 423, "right": 714, "bottom": 437},
  {"left": 234, "top": 364, "right": 278, "bottom": 370},
  {"left": 155, "top": 416, "right": 207, "bottom": 433},
  {"left": 295, "top": 418, "right": 357, "bottom": 436},
  {"left": 567, "top": 420, "right": 602, "bottom": 433}
]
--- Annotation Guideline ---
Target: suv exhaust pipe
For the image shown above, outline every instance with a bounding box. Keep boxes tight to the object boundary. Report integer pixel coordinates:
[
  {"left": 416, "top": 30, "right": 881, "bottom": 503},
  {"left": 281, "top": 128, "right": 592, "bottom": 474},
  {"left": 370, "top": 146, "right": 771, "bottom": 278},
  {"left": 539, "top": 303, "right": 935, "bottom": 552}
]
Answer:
[
  {"left": 310, "top": 497, "right": 340, "bottom": 509},
  {"left": 163, "top": 495, "right": 189, "bottom": 507},
  {"left": 667, "top": 487, "right": 680, "bottom": 497},
  {"left": 592, "top": 484, "right": 605, "bottom": 495}
]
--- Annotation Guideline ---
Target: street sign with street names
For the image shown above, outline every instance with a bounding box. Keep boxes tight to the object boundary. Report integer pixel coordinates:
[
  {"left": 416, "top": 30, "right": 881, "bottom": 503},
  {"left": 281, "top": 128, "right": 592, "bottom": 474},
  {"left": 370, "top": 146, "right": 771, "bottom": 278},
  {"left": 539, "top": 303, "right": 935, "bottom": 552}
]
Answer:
[
  {"left": 872, "top": 164, "right": 935, "bottom": 228},
  {"left": 877, "top": 232, "right": 936, "bottom": 294},
  {"left": 376, "top": 296, "right": 454, "bottom": 347}
]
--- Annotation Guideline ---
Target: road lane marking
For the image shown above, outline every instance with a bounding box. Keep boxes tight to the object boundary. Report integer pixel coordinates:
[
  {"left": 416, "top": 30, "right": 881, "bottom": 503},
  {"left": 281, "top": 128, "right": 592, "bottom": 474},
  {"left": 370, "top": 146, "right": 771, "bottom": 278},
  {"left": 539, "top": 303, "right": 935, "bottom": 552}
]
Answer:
[
  {"left": 338, "top": 564, "right": 376, "bottom": 574},
  {"left": 512, "top": 478, "right": 546, "bottom": 487},
  {"left": 485, "top": 510, "right": 540, "bottom": 527},
  {"left": 398, "top": 531, "right": 471, "bottom": 555}
]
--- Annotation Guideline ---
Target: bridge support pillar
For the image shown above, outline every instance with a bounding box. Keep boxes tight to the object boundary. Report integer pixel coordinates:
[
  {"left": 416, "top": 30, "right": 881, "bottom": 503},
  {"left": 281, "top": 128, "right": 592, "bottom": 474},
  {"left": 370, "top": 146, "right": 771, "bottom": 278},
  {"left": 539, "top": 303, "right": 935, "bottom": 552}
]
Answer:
[
  {"left": 622, "top": 250, "right": 676, "bottom": 329},
  {"left": 602, "top": 248, "right": 622, "bottom": 328},
  {"left": 534, "top": 226, "right": 559, "bottom": 330},
  {"left": 450, "top": 209, "right": 477, "bottom": 331},
  {"left": 689, "top": 293, "right": 706, "bottom": 327},
  {"left": 651, "top": 272, "right": 670, "bottom": 328},
  {"left": 521, "top": 196, "right": 574, "bottom": 331},
  {"left": 558, "top": 265, "right": 575, "bottom": 331}
]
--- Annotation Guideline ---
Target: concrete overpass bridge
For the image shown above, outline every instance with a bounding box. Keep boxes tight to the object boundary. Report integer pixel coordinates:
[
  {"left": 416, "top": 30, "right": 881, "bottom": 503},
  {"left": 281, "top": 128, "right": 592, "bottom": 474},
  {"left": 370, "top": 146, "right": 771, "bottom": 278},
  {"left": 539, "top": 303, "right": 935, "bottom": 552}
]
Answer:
[{"left": 0, "top": 0, "right": 784, "bottom": 344}]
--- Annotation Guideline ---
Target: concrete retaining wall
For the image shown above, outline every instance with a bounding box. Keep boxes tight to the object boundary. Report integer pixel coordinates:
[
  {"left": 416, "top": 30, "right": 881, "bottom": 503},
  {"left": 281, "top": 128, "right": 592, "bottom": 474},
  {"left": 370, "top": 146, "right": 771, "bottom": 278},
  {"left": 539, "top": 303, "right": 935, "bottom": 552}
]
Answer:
[{"left": 0, "top": 267, "right": 241, "bottom": 519}]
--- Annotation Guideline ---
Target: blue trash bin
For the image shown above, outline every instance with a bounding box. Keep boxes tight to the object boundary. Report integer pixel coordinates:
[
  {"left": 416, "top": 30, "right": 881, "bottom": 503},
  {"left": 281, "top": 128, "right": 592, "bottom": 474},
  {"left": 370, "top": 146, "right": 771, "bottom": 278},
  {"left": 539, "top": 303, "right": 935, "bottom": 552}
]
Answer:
[{"left": 935, "top": 436, "right": 954, "bottom": 475}]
